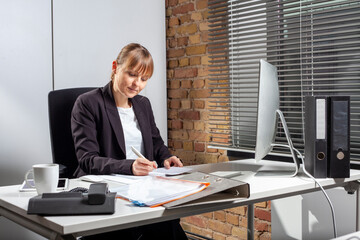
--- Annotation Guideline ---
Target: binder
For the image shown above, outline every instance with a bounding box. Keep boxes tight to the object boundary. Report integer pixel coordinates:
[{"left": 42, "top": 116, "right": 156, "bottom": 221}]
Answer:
[
  {"left": 304, "top": 96, "right": 329, "bottom": 178},
  {"left": 111, "top": 172, "right": 249, "bottom": 209},
  {"left": 328, "top": 96, "right": 350, "bottom": 178},
  {"left": 112, "top": 174, "right": 210, "bottom": 207},
  {"left": 163, "top": 172, "right": 250, "bottom": 209}
]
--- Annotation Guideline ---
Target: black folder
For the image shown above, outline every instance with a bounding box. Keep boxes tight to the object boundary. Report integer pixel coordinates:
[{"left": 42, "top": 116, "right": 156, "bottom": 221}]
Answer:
[
  {"left": 328, "top": 96, "right": 350, "bottom": 178},
  {"left": 304, "top": 96, "right": 329, "bottom": 178}
]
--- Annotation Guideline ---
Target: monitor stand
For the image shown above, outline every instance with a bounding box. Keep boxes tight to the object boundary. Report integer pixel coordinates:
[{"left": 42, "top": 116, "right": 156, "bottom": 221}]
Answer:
[{"left": 255, "top": 110, "right": 300, "bottom": 177}]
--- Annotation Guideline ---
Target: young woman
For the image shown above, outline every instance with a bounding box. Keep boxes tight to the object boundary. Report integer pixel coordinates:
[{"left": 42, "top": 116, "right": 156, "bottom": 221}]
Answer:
[{"left": 71, "top": 43, "right": 186, "bottom": 240}]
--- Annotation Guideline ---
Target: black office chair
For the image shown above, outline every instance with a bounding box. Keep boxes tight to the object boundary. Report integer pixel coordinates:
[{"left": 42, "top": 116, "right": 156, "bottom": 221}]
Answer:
[{"left": 48, "top": 88, "right": 95, "bottom": 178}]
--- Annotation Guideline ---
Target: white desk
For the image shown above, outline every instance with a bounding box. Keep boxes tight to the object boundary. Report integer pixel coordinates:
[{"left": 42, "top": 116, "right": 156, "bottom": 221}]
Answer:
[
  {"left": 332, "top": 230, "right": 360, "bottom": 240},
  {"left": 1, "top": 159, "right": 360, "bottom": 240}
]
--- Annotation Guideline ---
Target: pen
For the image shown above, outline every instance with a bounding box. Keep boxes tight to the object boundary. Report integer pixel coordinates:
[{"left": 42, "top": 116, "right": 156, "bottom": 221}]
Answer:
[
  {"left": 131, "top": 146, "right": 158, "bottom": 168},
  {"left": 131, "top": 146, "right": 145, "bottom": 159}
]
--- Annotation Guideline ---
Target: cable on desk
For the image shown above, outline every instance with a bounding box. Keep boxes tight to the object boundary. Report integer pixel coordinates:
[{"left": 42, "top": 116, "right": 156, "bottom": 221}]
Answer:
[{"left": 293, "top": 147, "right": 338, "bottom": 238}]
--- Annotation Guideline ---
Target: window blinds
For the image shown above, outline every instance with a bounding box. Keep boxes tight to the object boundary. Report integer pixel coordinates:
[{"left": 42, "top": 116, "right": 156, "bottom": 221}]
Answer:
[{"left": 208, "top": 0, "right": 360, "bottom": 161}]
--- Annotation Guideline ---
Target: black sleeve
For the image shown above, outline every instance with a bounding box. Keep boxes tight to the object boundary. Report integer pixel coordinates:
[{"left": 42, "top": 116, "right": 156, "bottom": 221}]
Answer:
[
  {"left": 145, "top": 98, "right": 172, "bottom": 167},
  {"left": 71, "top": 95, "right": 134, "bottom": 175}
]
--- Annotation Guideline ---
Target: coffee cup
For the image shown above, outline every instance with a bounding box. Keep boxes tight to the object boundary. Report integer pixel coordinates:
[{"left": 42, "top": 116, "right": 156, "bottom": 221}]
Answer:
[{"left": 25, "top": 164, "right": 59, "bottom": 195}]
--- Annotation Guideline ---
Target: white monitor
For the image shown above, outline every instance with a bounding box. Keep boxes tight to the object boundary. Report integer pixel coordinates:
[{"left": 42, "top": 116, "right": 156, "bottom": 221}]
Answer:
[
  {"left": 254, "top": 59, "right": 300, "bottom": 176},
  {"left": 255, "top": 60, "right": 279, "bottom": 160}
]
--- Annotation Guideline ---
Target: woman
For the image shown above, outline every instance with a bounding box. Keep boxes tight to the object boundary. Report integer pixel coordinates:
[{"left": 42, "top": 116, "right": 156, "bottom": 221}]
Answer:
[{"left": 71, "top": 43, "right": 187, "bottom": 239}]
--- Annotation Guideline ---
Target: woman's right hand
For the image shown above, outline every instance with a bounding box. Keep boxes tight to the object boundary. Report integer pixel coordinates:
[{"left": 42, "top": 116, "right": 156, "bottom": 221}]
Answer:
[{"left": 132, "top": 158, "right": 157, "bottom": 176}]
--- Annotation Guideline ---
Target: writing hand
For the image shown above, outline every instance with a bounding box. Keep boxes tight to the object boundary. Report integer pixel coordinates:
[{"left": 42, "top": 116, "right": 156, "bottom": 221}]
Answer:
[
  {"left": 163, "top": 156, "right": 183, "bottom": 169},
  {"left": 132, "top": 158, "right": 157, "bottom": 176}
]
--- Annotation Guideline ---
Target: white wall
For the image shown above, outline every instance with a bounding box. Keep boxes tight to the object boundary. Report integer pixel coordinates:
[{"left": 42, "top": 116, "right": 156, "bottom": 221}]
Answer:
[
  {"left": 52, "top": 0, "right": 168, "bottom": 141},
  {"left": 0, "top": 0, "right": 53, "bottom": 187},
  {"left": 0, "top": 1, "right": 52, "bottom": 239},
  {"left": 0, "top": 0, "right": 166, "bottom": 239}
]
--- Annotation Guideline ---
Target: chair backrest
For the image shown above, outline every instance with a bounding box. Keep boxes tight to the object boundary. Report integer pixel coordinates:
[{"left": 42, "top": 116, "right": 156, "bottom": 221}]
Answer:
[{"left": 48, "top": 88, "right": 95, "bottom": 178}]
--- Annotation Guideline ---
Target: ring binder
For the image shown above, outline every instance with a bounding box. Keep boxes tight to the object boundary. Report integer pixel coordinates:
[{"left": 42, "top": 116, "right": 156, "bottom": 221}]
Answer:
[
  {"left": 163, "top": 172, "right": 250, "bottom": 209},
  {"left": 304, "top": 96, "right": 329, "bottom": 178},
  {"left": 328, "top": 96, "right": 350, "bottom": 178},
  {"left": 305, "top": 96, "right": 351, "bottom": 178}
]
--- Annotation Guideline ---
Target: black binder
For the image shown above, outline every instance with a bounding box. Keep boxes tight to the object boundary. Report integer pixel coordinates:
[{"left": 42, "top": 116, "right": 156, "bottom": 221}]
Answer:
[
  {"left": 328, "top": 96, "right": 350, "bottom": 178},
  {"left": 304, "top": 96, "right": 329, "bottom": 178}
]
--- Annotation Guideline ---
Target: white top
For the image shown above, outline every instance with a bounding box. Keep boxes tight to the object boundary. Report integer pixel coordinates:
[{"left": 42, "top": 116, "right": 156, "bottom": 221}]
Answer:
[{"left": 117, "top": 106, "right": 144, "bottom": 159}]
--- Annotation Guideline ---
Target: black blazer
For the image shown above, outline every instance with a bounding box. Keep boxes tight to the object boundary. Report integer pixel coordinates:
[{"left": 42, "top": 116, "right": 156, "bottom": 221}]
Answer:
[{"left": 71, "top": 81, "right": 171, "bottom": 177}]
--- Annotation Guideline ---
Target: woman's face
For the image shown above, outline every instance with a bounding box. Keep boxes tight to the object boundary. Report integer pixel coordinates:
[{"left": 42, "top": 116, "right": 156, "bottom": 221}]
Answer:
[{"left": 113, "top": 67, "right": 149, "bottom": 99}]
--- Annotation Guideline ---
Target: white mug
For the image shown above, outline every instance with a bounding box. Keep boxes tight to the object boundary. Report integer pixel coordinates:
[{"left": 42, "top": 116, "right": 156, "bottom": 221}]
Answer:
[{"left": 25, "top": 164, "right": 59, "bottom": 195}]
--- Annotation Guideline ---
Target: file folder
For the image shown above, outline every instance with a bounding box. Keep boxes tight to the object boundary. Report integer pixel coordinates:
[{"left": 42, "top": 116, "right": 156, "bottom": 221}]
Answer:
[
  {"left": 163, "top": 172, "right": 250, "bottom": 209},
  {"left": 328, "top": 96, "right": 350, "bottom": 178},
  {"left": 112, "top": 175, "right": 210, "bottom": 207},
  {"left": 304, "top": 96, "right": 329, "bottom": 178}
]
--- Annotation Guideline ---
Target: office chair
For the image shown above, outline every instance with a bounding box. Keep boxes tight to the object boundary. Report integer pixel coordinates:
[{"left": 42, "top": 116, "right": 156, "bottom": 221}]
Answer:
[{"left": 48, "top": 88, "right": 95, "bottom": 178}]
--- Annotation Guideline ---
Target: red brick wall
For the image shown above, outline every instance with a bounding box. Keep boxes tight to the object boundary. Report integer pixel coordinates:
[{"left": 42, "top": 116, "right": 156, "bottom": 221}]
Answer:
[{"left": 165, "top": 0, "right": 271, "bottom": 239}]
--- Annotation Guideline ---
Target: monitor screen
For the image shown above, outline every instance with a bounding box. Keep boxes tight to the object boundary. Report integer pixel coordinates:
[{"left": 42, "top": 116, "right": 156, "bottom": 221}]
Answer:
[{"left": 254, "top": 59, "right": 280, "bottom": 161}]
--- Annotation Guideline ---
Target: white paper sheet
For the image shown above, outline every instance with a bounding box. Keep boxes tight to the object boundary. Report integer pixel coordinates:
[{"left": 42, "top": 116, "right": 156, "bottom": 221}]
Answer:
[
  {"left": 149, "top": 167, "right": 192, "bottom": 176},
  {"left": 101, "top": 175, "right": 146, "bottom": 184}
]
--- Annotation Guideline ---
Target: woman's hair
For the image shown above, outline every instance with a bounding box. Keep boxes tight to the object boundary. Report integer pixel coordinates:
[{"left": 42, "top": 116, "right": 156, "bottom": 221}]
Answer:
[{"left": 111, "top": 43, "right": 154, "bottom": 80}]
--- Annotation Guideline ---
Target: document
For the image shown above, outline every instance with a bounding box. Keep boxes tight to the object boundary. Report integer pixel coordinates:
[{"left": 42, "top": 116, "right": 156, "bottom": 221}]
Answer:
[
  {"left": 100, "top": 166, "right": 192, "bottom": 184},
  {"left": 110, "top": 176, "right": 209, "bottom": 207},
  {"left": 149, "top": 166, "right": 192, "bottom": 176},
  {"left": 101, "top": 175, "right": 145, "bottom": 184}
]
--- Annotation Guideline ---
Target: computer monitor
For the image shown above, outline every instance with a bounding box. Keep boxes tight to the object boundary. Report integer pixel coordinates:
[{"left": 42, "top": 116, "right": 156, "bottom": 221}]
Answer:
[{"left": 254, "top": 59, "right": 300, "bottom": 176}]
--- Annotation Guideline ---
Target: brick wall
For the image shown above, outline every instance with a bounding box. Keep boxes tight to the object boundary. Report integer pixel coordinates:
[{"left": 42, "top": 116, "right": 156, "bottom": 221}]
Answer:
[{"left": 165, "top": 0, "right": 271, "bottom": 239}]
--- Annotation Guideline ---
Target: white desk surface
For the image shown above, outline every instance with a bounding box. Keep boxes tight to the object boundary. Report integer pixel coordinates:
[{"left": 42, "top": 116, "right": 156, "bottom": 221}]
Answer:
[
  {"left": 332, "top": 231, "right": 360, "bottom": 240},
  {"left": 1, "top": 159, "right": 360, "bottom": 238}
]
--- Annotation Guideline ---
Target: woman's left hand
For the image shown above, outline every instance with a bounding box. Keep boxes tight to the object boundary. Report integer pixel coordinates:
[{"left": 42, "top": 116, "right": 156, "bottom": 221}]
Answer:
[{"left": 163, "top": 156, "right": 183, "bottom": 169}]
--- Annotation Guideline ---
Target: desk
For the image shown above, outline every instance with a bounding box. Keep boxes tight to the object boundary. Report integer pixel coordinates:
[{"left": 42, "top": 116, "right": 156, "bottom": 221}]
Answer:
[
  {"left": 1, "top": 159, "right": 360, "bottom": 240},
  {"left": 332, "top": 230, "right": 360, "bottom": 240}
]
